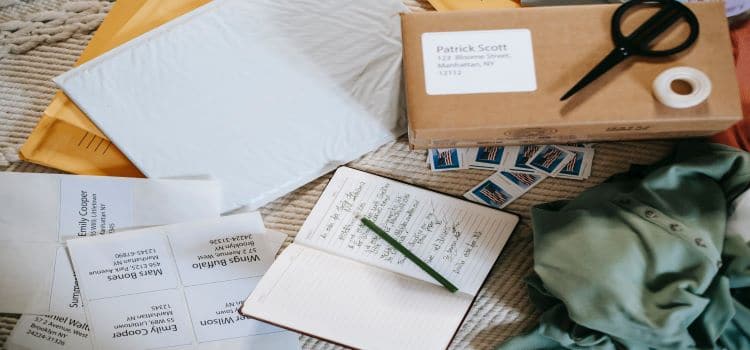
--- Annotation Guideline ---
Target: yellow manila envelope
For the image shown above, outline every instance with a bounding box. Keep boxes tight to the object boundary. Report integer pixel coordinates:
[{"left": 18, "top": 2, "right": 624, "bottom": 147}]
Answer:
[
  {"left": 426, "top": 0, "right": 520, "bottom": 11},
  {"left": 20, "top": 0, "right": 209, "bottom": 176}
]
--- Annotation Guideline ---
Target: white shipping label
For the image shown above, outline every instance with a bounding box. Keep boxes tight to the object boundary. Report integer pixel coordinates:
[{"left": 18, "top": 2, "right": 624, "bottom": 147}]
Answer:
[
  {"left": 58, "top": 177, "right": 134, "bottom": 240},
  {"left": 86, "top": 290, "right": 192, "bottom": 350},
  {"left": 7, "top": 314, "right": 92, "bottom": 350},
  {"left": 421, "top": 29, "right": 537, "bottom": 95}
]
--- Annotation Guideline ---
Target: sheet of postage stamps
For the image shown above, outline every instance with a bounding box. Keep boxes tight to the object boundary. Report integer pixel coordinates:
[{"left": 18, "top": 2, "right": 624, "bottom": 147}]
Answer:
[
  {"left": 430, "top": 144, "right": 596, "bottom": 209},
  {"left": 467, "top": 146, "right": 505, "bottom": 170},
  {"left": 525, "top": 145, "right": 575, "bottom": 176},
  {"left": 556, "top": 146, "right": 594, "bottom": 179},
  {"left": 502, "top": 145, "right": 543, "bottom": 173},
  {"left": 464, "top": 170, "right": 546, "bottom": 209},
  {"left": 429, "top": 148, "right": 465, "bottom": 171}
]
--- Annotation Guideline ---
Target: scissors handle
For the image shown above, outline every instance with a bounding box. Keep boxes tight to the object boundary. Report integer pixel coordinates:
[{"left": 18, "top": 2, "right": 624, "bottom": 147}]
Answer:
[
  {"left": 612, "top": 0, "right": 700, "bottom": 57},
  {"left": 561, "top": 0, "right": 699, "bottom": 101}
]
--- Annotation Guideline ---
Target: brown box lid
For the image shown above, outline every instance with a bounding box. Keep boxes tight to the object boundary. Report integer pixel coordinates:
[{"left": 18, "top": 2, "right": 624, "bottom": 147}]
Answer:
[{"left": 401, "top": 2, "right": 742, "bottom": 148}]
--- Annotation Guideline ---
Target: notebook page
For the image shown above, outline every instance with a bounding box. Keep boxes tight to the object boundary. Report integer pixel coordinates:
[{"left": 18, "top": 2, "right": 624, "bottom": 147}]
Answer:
[
  {"left": 295, "top": 167, "right": 518, "bottom": 296},
  {"left": 242, "top": 244, "right": 473, "bottom": 350}
]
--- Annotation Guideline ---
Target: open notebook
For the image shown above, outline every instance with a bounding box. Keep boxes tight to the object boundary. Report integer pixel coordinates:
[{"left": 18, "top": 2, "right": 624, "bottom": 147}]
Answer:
[{"left": 241, "top": 167, "right": 519, "bottom": 350}]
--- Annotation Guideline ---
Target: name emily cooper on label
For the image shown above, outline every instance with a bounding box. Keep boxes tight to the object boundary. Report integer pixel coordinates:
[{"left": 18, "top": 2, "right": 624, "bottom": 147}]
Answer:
[{"left": 436, "top": 44, "right": 509, "bottom": 54}]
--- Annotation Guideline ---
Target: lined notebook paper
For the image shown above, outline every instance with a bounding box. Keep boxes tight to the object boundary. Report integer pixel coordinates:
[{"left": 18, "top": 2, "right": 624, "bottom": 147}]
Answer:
[{"left": 241, "top": 167, "right": 518, "bottom": 350}]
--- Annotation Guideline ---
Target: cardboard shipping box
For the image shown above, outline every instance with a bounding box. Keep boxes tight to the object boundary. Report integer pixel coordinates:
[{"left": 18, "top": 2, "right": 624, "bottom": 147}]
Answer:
[{"left": 401, "top": 2, "right": 742, "bottom": 149}]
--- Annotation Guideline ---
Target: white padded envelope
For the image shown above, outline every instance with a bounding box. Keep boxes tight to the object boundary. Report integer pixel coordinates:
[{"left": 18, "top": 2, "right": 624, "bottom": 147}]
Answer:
[{"left": 56, "top": 0, "right": 407, "bottom": 211}]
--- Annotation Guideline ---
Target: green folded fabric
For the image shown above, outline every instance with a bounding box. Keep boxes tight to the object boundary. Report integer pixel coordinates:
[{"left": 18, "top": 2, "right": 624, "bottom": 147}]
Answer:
[{"left": 499, "top": 142, "right": 750, "bottom": 350}]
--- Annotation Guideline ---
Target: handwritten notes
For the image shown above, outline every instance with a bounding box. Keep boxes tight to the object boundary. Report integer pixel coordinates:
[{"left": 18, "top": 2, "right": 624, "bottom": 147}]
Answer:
[
  {"left": 240, "top": 167, "right": 519, "bottom": 350},
  {"left": 297, "top": 167, "right": 518, "bottom": 296}
]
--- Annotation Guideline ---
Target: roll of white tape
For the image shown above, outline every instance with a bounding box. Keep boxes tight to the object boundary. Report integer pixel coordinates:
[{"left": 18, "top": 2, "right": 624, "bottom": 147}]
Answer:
[{"left": 652, "top": 66, "right": 712, "bottom": 109}]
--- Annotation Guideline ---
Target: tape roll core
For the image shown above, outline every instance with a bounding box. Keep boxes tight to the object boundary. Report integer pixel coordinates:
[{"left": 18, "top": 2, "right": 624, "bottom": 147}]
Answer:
[{"left": 653, "top": 66, "right": 712, "bottom": 109}]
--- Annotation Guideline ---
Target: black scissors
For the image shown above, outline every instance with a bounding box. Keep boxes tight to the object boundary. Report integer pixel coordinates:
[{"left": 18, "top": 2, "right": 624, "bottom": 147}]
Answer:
[{"left": 560, "top": 0, "right": 700, "bottom": 101}]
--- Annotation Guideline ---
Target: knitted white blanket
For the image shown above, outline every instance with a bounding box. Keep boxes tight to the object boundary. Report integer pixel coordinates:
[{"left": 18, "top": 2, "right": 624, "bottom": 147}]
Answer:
[{"left": 0, "top": 1, "right": 676, "bottom": 348}]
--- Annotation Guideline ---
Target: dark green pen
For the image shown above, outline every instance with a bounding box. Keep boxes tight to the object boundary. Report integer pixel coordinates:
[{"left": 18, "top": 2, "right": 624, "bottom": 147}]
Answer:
[{"left": 358, "top": 215, "right": 458, "bottom": 293}]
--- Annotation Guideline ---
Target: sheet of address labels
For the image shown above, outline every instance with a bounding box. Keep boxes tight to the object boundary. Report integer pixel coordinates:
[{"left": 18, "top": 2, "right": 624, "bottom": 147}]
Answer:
[
  {"left": 63, "top": 213, "right": 299, "bottom": 350},
  {"left": 0, "top": 172, "right": 221, "bottom": 314}
]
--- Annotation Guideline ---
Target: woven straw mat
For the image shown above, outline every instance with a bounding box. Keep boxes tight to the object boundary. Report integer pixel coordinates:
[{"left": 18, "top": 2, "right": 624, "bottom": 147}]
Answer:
[{"left": 0, "top": 0, "right": 677, "bottom": 349}]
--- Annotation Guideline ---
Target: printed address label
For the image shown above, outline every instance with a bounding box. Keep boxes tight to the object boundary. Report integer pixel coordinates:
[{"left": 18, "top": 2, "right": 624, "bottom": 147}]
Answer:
[
  {"left": 58, "top": 176, "right": 134, "bottom": 240},
  {"left": 421, "top": 29, "right": 537, "bottom": 95}
]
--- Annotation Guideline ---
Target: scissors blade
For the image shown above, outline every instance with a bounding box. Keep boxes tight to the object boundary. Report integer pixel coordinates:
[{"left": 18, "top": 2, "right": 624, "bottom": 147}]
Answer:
[{"left": 560, "top": 48, "right": 629, "bottom": 101}]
